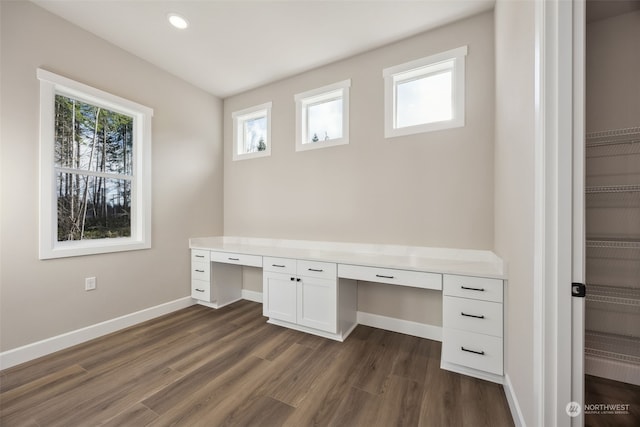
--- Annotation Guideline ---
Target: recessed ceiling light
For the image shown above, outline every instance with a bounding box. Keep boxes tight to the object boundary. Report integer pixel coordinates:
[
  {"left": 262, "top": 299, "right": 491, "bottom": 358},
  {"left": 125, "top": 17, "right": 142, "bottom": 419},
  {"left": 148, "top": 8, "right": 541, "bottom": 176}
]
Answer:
[{"left": 168, "top": 13, "right": 189, "bottom": 30}]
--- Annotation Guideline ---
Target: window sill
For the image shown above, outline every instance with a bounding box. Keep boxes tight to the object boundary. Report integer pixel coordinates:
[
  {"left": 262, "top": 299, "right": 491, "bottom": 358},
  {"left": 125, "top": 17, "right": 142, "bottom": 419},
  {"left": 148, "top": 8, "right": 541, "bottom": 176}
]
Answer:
[{"left": 296, "top": 137, "right": 349, "bottom": 152}]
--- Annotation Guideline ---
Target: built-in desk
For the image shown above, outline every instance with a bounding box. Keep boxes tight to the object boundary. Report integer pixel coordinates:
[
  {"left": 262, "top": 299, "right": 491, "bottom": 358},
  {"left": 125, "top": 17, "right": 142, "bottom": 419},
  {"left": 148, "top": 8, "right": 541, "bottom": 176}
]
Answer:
[{"left": 189, "top": 236, "right": 507, "bottom": 383}]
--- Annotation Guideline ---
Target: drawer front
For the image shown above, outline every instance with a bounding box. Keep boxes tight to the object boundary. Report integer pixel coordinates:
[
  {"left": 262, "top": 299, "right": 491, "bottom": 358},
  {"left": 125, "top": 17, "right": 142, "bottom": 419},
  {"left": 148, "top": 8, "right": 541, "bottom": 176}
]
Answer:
[
  {"left": 443, "top": 296, "right": 503, "bottom": 337},
  {"left": 210, "top": 251, "right": 263, "bottom": 267},
  {"left": 338, "top": 264, "right": 442, "bottom": 290},
  {"left": 443, "top": 275, "right": 503, "bottom": 303},
  {"left": 263, "top": 257, "right": 296, "bottom": 274},
  {"left": 442, "top": 328, "right": 503, "bottom": 375},
  {"left": 191, "top": 260, "right": 210, "bottom": 281},
  {"left": 297, "top": 260, "right": 337, "bottom": 280},
  {"left": 191, "top": 249, "right": 210, "bottom": 263},
  {"left": 191, "top": 279, "right": 211, "bottom": 302}
]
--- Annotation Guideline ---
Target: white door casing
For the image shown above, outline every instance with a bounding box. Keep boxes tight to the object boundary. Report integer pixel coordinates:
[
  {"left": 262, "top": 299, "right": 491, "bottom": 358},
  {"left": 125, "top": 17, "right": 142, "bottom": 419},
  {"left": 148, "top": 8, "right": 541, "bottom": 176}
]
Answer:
[
  {"left": 533, "top": 0, "right": 585, "bottom": 425},
  {"left": 571, "top": 0, "right": 586, "bottom": 425}
]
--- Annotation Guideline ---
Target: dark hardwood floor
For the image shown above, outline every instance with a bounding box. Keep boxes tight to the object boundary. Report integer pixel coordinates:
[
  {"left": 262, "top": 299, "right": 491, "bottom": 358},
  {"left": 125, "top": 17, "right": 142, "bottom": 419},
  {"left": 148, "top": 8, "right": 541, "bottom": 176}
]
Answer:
[
  {"left": 585, "top": 374, "right": 640, "bottom": 427},
  {"left": 0, "top": 300, "right": 514, "bottom": 426}
]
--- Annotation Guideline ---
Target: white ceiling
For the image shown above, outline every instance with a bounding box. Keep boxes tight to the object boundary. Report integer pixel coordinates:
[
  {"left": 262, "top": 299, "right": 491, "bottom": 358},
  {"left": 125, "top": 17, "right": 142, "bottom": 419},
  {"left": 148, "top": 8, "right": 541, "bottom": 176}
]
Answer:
[{"left": 33, "top": 0, "right": 494, "bottom": 99}]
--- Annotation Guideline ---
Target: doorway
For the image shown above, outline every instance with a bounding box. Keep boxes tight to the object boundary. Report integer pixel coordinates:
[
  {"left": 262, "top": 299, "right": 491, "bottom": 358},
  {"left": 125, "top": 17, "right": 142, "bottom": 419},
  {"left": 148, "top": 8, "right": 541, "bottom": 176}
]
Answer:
[{"left": 584, "top": 1, "right": 640, "bottom": 425}]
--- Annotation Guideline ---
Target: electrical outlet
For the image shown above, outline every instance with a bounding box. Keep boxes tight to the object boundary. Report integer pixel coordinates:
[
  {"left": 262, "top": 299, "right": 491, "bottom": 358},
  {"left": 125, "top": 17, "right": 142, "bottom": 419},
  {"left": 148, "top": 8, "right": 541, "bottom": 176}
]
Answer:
[{"left": 85, "top": 277, "right": 97, "bottom": 291}]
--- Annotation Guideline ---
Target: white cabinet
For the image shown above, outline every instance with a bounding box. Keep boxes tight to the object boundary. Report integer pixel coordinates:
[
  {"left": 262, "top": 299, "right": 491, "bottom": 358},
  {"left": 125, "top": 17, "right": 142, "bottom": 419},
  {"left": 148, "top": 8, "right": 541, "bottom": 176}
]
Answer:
[
  {"left": 441, "top": 274, "right": 504, "bottom": 383},
  {"left": 263, "top": 271, "right": 297, "bottom": 323},
  {"left": 191, "top": 249, "right": 211, "bottom": 302},
  {"left": 297, "top": 275, "right": 337, "bottom": 333},
  {"left": 338, "top": 264, "right": 442, "bottom": 290},
  {"left": 190, "top": 249, "right": 252, "bottom": 309},
  {"left": 263, "top": 257, "right": 352, "bottom": 339}
]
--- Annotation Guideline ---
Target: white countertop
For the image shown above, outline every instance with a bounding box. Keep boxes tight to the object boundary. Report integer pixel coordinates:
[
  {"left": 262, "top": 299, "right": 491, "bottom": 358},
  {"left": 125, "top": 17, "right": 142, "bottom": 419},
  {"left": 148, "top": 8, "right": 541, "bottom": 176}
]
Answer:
[{"left": 189, "top": 236, "right": 507, "bottom": 279}]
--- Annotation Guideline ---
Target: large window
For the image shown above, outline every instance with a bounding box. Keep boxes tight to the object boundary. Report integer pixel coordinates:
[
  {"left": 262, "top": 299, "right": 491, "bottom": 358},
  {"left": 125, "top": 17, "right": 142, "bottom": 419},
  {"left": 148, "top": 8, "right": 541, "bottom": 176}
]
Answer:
[
  {"left": 232, "top": 102, "right": 272, "bottom": 161},
  {"left": 295, "top": 80, "right": 350, "bottom": 152},
  {"left": 38, "top": 69, "right": 153, "bottom": 259},
  {"left": 383, "top": 46, "right": 467, "bottom": 138}
]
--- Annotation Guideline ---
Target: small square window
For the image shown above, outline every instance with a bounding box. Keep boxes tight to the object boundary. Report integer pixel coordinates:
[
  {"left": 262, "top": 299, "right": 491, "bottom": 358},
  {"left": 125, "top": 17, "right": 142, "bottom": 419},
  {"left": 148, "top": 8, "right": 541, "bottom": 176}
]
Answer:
[
  {"left": 232, "top": 102, "right": 272, "bottom": 161},
  {"left": 295, "top": 80, "right": 350, "bottom": 152},
  {"left": 384, "top": 46, "right": 467, "bottom": 138}
]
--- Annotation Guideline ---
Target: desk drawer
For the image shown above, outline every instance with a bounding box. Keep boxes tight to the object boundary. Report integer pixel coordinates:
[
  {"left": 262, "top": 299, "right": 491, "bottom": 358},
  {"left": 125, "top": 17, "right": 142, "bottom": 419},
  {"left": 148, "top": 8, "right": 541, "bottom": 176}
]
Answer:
[
  {"left": 263, "top": 257, "right": 296, "bottom": 274},
  {"left": 443, "top": 296, "right": 503, "bottom": 337},
  {"left": 442, "top": 328, "right": 503, "bottom": 375},
  {"left": 338, "top": 264, "right": 442, "bottom": 290},
  {"left": 210, "top": 251, "right": 262, "bottom": 267},
  {"left": 297, "top": 260, "right": 337, "bottom": 280},
  {"left": 191, "top": 249, "right": 209, "bottom": 263},
  {"left": 191, "top": 261, "right": 210, "bottom": 281},
  {"left": 443, "top": 275, "right": 503, "bottom": 303},
  {"left": 191, "top": 279, "right": 211, "bottom": 302}
]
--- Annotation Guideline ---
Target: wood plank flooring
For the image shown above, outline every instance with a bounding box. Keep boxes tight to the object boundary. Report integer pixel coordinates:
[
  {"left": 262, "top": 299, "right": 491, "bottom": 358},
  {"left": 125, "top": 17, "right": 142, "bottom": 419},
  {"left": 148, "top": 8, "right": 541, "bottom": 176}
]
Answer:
[
  {"left": 0, "top": 300, "right": 514, "bottom": 426},
  {"left": 585, "top": 375, "right": 640, "bottom": 427}
]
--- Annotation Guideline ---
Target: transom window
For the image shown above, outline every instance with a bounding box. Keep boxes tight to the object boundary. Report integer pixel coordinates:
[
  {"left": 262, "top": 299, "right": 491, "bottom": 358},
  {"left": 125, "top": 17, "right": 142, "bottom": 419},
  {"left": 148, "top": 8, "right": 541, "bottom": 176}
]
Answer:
[
  {"left": 38, "top": 69, "right": 153, "bottom": 259},
  {"left": 232, "top": 102, "right": 272, "bottom": 161},
  {"left": 295, "top": 80, "right": 350, "bottom": 151},
  {"left": 384, "top": 46, "right": 467, "bottom": 138}
]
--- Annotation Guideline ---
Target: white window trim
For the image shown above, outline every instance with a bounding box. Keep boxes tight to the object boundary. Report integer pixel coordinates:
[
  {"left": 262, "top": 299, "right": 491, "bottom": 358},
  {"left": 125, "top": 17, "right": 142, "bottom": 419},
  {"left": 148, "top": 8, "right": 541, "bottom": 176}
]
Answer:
[
  {"left": 37, "top": 68, "right": 153, "bottom": 259},
  {"left": 295, "top": 79, "right": 350, "bottom": 152},
  {"left": 383, "top": 46, "right": 467, "bottom": 138},
  {"left": 232, "top": 102, "right": 272, "bottom": 161}
]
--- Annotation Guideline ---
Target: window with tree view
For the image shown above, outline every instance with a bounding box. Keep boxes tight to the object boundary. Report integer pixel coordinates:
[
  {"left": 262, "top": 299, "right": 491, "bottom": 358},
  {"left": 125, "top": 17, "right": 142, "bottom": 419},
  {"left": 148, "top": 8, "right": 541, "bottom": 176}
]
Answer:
[
  {"left": 295, "top": 79, "right": 350, "bottom": 152},
  {"left": 38, "top": 69, "right": 152, "bottom": 259},
  {"left": 232, "top": 102, "right": 272, "bottom": 161},
  {"left": 55, "top": 95, "right": 133, "bottom": 241}
]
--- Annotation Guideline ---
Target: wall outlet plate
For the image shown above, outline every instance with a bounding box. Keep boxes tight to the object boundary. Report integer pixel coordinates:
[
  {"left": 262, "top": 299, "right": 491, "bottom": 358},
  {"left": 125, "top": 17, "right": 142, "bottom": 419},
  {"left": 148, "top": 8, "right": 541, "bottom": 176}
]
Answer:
[{"left": 85, "top": 277, "right": 97, "bottom": 291}]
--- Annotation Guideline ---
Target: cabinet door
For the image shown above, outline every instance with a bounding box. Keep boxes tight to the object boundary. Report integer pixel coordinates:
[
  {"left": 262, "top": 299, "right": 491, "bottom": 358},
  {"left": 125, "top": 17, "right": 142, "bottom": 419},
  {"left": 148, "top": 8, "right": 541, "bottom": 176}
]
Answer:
[
  {"left": 263, "top": 271, "right": 297, "bottom": 323},
  {"left": 297, "top": 276, "right": 337, "bottom": 333}
]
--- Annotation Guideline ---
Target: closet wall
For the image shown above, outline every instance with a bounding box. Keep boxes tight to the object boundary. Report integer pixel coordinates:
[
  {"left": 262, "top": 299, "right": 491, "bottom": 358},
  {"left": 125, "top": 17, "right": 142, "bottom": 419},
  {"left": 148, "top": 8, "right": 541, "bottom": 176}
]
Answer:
[{"left": 585, "top": 6, "right": 640, "bottom": 385}]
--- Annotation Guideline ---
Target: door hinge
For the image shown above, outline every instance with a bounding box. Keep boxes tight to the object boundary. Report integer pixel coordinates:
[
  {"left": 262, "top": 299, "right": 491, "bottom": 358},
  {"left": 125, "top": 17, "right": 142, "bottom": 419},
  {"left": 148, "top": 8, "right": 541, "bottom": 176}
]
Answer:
[{"left": 572, "top": 282, "right": 586, "bottom": 298}]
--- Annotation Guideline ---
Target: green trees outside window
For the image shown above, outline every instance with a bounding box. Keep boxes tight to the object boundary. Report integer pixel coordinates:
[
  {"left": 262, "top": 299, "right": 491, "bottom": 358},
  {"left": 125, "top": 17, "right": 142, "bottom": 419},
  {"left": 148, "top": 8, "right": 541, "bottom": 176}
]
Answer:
[{"left": 54, "top": 95, "right": 133, "bottom": 241}]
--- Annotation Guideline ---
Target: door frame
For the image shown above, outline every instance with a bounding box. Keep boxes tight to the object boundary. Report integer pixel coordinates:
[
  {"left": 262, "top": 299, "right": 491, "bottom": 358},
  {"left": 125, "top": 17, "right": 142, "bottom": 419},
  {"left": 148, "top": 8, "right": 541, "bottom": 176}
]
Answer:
[
  {"left": 571, "top": 0, "right": 586, "bottom": 425},
  {"left": 533, "top": 0, "right": 585, "bottom": 425}
]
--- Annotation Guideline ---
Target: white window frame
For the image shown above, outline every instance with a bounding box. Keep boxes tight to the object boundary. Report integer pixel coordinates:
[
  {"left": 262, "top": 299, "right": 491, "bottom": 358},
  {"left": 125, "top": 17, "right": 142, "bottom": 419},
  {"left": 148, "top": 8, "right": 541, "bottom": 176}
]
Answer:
[
  {"left": 37, "top": 69, "right": 153, "bottom": 259},
  {"left": 383, "top": 46, "right": 467, "bottom": 138},
  {"left": 232, "top": 102, "right": 272, "bottom": 161},
  {"left": 295, "top": 79, "right": 350, "bottom": 152}
]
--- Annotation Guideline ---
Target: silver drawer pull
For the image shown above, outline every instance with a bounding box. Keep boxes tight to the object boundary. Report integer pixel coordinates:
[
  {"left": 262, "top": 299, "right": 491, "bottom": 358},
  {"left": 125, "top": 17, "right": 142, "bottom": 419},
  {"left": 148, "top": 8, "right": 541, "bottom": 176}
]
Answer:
[
  {"left": 194, "top": 269, "right": 205, "bottom": 273},
  {"left": 308, "top": 268, "right": 324, "bottom": 272},
  {"left": 461, "top": 285, "right": 485, "bottom": 292},
  {"left": 272, "top": 264, "right": 286, "bottom": 268},
  {"left": 195, "top": 288, "right": 205, "bottom": 292},
  {"left": 376, "top": 274, "right": 394, "bottom": 279},
  {"left": 195, "top": 255, "right": 205, "bottom": 258},
  {"left": 228, "top": 257, "right": 240, "bottom": 261},
  {"left": 461, "top": 346, "right": 485, "bottom": 355},
  {"left": 461, "top": 312, "right": 485, "bottom": 319}
]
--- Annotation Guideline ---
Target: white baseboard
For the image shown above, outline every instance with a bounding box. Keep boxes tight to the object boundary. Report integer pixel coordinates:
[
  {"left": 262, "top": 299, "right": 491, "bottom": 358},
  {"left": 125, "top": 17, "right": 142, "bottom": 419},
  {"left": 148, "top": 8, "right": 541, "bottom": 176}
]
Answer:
[
  {"left": 0, "top": 296, "right": 194, "bottom": 370},
  {"left": 241, "top": 289, "right": 263, "bottom": 303},
  {"left": 356, "top": 311, "right": 442, "bottom": 342},
  {"left": 586, "top": 354, "right": 640, "bottom": 386},
  {"left": 503, "top": 373, "right": 526, "bottom": 427},
  {"left": 440, "top": 360, "right": 504, "bottom": 384}
]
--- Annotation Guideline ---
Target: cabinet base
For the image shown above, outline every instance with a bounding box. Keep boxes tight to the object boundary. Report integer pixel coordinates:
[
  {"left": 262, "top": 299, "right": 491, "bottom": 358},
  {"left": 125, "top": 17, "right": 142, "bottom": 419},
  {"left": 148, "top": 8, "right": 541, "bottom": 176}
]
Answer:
[
  {"left": 194, "top": 297, "right": 243, "bottom": 309},
  {"left": 440, "top": 360, "right": 504, "bottom": 384},
  {"left": 267, "top": 318, "right": 357, "bottom": 342}
]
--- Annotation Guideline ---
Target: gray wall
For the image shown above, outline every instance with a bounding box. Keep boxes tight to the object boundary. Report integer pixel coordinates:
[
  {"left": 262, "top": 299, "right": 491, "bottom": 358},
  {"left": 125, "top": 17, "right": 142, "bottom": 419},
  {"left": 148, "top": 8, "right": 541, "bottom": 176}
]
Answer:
[
  {"left": 494, "top": 1, "right": 536, "bottom": 425},
  {"left": 0, "top": 1, "right": 224, "bottom": 351},
  {"left": 223, "top": 11, "right": 495, "bottom": 249},
  {"left": 586, "top": 10, "right": 640, "bottom": 132},
  {"left": 224, "top": 11, "right": 495, "bottom": 325}
]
